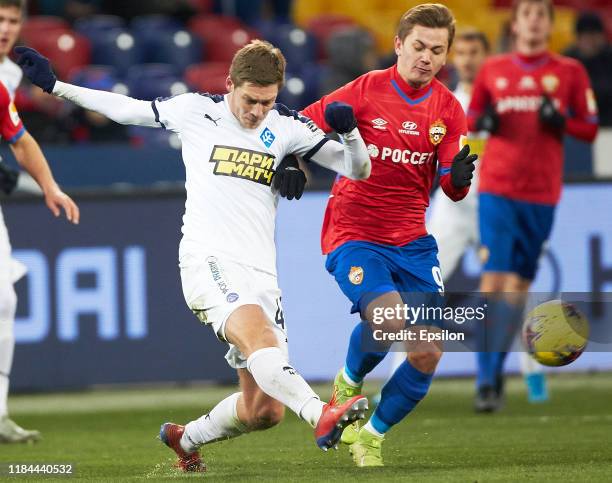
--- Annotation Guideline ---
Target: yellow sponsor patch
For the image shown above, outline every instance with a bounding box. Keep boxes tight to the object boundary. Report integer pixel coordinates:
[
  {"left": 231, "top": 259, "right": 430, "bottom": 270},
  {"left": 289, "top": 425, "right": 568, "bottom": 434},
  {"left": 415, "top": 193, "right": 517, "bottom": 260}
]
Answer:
[
  {"left": 209, "top": 145, "right": 276, "bottom": 186},
  {"left": 461, "top": 134, "right": 487, "bottom": 157}
]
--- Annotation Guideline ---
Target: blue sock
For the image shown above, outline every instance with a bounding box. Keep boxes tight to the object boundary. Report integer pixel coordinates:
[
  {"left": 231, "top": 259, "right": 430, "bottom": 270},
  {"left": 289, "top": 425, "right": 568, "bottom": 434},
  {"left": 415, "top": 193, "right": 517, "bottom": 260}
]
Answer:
[
  {"left": 344, "top": 322, "right": 387, "bottom": 383},
  {"left": 476, "top": 352, "right": 496, "bottom": 389},
  {"left": 493, "top": 351, "right": 509, "bottom": 377},
  {"left": 476, "top": 298, "right": 524, "bottom": 390},
  {"left": 370, "top": 359, "right": 433, "bottom": 434}
]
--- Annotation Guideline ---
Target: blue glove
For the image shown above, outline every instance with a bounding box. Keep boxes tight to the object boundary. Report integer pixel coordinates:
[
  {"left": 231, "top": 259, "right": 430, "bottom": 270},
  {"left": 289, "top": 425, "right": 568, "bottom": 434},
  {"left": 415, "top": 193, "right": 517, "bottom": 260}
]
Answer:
[
  {"left": 324, "top": 101, "right": 357, "bottom": 134},
  {"left": 14, "top": 46, "right": 57, "bottom": 93}
]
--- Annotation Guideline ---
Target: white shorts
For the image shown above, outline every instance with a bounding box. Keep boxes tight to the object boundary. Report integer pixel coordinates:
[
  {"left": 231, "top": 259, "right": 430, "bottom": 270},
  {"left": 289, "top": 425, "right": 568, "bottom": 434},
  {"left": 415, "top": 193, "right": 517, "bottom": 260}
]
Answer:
[
  {"left": 427, "top": 178, "right": 479, "bottom": 281},
  {"left": 180, "top": 254, "right": 288, "bottom": 369}
]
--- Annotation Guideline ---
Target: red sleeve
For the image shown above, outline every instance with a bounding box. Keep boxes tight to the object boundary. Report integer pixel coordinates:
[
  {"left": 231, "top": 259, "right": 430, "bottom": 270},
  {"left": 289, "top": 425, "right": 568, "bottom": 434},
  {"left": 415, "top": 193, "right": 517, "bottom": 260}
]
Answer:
[
  {"left": 301, "top": 78, "right": 363, "bottom": 133},
  {"left": 564, "top": 62, "right": 598, "bottom": 143},
  {"left": 466, "top": 62, "right": 491, "bottom": 132},
  {"left": 0, "top": 82, "right": 25, "bottom": 144},
  {"left": 438, "top": 98, "right": 470, "bottom": 201}
]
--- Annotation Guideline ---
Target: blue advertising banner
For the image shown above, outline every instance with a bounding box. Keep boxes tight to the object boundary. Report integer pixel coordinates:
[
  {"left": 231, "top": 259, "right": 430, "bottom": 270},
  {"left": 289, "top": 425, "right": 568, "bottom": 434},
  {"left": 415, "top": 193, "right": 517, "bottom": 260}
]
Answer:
[
  {"left": 6, "top": 194, "right": 236, "bottom": 391},
  {"left": 3, "top": 183, "right": 612, "bottom": 390}
]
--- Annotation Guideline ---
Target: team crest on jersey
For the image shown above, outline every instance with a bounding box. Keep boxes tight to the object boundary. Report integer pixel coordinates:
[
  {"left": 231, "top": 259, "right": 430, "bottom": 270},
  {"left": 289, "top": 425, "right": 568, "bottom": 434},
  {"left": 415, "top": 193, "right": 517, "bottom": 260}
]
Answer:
[
  {"left": 349, "top": 266, "right": 364, "bottom": 285},
  {"left": 428, "top": 120, "right": 446, "bottom": 146},
  {"left": 209, "top": 145, "right": 275, "bottom": 186},
  {"left": 260, "top": 127, "right": 276, "bottom": 148},
  {"left": 541, "top": 74, "right": 560, "bottom": 94}
]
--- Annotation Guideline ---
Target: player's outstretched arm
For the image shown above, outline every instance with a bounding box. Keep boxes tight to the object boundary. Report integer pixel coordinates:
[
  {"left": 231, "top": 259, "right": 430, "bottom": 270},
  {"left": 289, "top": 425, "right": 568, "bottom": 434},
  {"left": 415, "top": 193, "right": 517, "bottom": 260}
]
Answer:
[
  {"left": 14, "top": 46, "right": 157, "bottom": 128},
  {"left": 11, "top": 131, "right": 79, "bottom": 223},
  {"left": 308, "top": 102, "right": 371, "bottom": 180}
]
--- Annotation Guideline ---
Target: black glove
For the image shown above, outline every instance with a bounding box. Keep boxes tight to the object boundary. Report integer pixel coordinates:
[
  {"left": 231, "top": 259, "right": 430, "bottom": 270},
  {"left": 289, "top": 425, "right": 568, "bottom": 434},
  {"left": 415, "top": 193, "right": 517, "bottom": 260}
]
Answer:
[
  {"left": 272, "top": 154, "right": 306, "bottom": 200},
  {"left": 475, "top": 105, "right": 499, "bottom": 134},
  {"left": 324, "top": 101, "right": 357, "bottom": 134},
  {"left": 539, "top": 95, "right": 565, "bottom": 130},
  {"left": 14, "top": 46, "right": 57, "bottom": 93},
  {"left": 450, "top": 144, "right": 477, "bottom": 189},
  {"left": 0, "top": 162, "right": 19, "bottom": 195}
]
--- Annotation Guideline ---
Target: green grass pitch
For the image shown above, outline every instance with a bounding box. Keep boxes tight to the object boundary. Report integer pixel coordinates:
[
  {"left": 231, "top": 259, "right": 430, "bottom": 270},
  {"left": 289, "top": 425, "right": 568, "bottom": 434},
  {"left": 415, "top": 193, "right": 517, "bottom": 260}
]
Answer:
[{"left": 2, "top": 373, "right": 611, "bottom": 481}]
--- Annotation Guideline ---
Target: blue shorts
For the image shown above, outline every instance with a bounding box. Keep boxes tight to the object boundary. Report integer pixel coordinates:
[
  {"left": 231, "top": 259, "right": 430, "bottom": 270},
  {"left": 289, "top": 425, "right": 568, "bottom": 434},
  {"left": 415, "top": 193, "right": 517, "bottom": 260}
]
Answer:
[
  {"left": 325, "top": 235, "right": 444, "bottom": 316},
  {"left": 479, "top": 193, "right": 555, "bottom": 280}
]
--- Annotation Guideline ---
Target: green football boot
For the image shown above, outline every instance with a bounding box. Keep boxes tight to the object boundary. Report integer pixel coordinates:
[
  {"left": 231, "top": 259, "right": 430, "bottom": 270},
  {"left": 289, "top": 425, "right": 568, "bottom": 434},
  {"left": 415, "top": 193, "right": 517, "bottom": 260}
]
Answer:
[
  {"left": 349, "top": 426, "right": 384, "bottom": 467},
  {"left": 332, "top": 369, "right": 363, "bottom": 445}
]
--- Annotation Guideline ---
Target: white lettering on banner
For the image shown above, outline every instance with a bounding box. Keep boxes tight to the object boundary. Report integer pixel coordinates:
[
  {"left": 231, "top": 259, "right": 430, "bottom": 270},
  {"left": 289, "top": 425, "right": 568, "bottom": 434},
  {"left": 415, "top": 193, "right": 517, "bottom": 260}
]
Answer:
[
  {"left": 57, "top": 247, "right": 119, "bottom": 341},
  {"left": 12, "top": 250, "right": 49, "bottom": 343},
  {"left": 13, "top": 246, "right": 147, "bottom": 344}
]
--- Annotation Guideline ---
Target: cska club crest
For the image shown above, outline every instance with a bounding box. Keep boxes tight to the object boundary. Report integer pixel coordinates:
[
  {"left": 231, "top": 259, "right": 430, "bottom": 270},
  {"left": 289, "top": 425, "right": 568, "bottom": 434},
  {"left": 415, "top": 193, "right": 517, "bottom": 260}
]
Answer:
[
  {"left": 428, "top": 119, "right": 447, "bottom": 146},
  {"left": 348, "top": 266, "right": 364, "bottom": 285},
  {"left": 541, "top": 74, "right": 559, "bottom": 94}
]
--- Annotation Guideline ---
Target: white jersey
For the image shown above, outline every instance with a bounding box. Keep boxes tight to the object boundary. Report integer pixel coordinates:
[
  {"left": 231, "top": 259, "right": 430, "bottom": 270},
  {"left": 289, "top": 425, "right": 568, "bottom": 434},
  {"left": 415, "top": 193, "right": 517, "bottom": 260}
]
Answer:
[
  {"left": 0, "top": 57, "right": 22, "bottom": 98},
  {"left": 153, "top": 93, "right": 329, "bottom": 275},
  {"left": 428, "top": 82, "right": 486, "bottom": 280},
  {"left": 0, "top": 56, "right": 26, "bottom": 283}
]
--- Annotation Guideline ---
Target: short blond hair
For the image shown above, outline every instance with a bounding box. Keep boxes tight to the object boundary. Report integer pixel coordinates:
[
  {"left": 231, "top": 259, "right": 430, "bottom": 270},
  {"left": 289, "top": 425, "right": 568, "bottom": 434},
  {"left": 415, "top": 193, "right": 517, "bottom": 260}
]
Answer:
[
  {"left": 229, "top": 40, "right": 286, "bottom": 89},
  {"left": 397, "top": 4, "right": 456, "bottom": 49}
]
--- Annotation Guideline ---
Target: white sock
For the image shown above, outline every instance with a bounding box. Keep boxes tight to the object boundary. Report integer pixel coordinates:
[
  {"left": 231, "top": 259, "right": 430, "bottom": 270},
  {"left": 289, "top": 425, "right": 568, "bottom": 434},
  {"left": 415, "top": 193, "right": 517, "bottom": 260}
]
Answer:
[
  {"left": 181, "top": 392, "right": 247, "bottom": 452},
  {"left": 0, "top": 375, "right": 7, "bottom": 418},
  {"left": 342, "top": 367, "right": 361, "bottom": 387},
  {"left": 364, "top": 420, "right": 385, "bottom": 438},
  {"left": 246, "top": 347, "right": 322, "bottom": 423},
  {"left": 299, "top": 397, "right": 325, "bottom": 428},
  {"left": 0, "top": 324, "right": 15, "bottom": 418}
]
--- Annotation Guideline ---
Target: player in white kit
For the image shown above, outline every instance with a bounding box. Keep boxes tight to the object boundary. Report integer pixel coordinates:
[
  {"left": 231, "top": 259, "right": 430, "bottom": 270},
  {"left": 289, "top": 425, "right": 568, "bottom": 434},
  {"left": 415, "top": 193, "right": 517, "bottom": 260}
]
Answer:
[
  {"left": 16, "top": 40, "right": 372, "bottom": 471},
  {"left": 0, "top": 0, "right": 79, "bottom": 444},
  {"left": 428, "top": 29, "right": 489, "bottom": 279}
]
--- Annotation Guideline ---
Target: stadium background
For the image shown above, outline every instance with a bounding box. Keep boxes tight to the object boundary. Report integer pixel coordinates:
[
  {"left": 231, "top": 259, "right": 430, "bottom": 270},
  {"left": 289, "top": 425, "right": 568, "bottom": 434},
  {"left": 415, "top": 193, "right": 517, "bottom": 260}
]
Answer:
[{"left": 2, "top": 0, "right": 612, "bottom": 391}]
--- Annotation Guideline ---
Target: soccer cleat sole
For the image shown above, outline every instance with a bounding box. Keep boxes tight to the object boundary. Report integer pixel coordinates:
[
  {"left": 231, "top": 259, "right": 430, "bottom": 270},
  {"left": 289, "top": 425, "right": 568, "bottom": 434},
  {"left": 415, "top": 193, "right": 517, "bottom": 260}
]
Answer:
[{"left": 316, "top": 397, "right": 368, "bottom": 450}]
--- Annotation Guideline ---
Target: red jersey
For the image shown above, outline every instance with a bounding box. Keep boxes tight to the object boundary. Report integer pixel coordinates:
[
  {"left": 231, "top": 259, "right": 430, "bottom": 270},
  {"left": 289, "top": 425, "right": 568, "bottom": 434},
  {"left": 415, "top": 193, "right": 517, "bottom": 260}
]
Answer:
[
  {"left": 468, "top": 52, "right": 598, "bottom": 205},
  {"left": 0, "top": 81, "right": 24, "bottom": 144},
  {"left": 302, "top": 66, "right": 468, "bottom": 254}
]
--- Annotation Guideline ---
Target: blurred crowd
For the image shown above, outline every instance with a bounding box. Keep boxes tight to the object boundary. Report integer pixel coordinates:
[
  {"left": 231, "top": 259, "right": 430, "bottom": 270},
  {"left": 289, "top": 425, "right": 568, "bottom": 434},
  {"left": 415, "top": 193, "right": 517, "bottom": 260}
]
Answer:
[{"left": 13, "top": 1, "right": 612, "bottom": 151}]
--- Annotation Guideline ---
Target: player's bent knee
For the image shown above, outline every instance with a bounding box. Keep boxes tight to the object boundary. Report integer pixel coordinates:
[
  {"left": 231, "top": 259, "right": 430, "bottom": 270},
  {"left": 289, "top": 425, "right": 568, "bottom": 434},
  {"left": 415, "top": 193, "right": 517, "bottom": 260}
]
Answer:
[
  {"left": 248, "top": 402, "right": 285, "bottom": 430},
  {"left": 408, "top": 350, "right": 442, "bottom": 374}
]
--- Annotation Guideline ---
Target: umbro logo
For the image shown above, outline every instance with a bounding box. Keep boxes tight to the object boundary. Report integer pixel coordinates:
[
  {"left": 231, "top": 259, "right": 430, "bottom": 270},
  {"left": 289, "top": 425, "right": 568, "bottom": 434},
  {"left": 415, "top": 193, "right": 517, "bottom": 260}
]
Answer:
[
  {"left": 204, "top": 113, "right": 221, "bottom": 126},
  {"left": 371, "top": 118, "right": 388, "bottom": 130}
]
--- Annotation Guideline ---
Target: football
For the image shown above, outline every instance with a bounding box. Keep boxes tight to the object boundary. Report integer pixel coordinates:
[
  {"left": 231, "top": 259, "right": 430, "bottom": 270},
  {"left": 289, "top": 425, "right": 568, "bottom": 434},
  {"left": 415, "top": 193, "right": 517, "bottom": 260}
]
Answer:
[{"left": 522, "top": 300, "right": 590, "bottom": 367}]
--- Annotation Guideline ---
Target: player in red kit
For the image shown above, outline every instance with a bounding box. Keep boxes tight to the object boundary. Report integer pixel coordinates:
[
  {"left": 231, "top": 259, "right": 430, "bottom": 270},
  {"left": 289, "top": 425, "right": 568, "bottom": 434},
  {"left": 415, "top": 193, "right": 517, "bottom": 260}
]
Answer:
[
  {"left": 302, "top": 4, "right": 477, "bottom": 466},
  {"left": 467, "top": 0, "right": 598, "bottom": 412}
]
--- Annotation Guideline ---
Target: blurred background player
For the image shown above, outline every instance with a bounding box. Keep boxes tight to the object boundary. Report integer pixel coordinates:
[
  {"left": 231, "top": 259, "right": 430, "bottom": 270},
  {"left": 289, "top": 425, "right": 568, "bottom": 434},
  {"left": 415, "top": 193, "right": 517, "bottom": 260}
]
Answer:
[
  {"left": 302, "top": 4, "right": 477, "bottom": 467},
  {"left": 467, "top": 0, "right": 598, "bottom": 412},
  {"left": 15, "top": 40, "right": 371, "bottom": 470},
  {"left": 0, "top": 0, "right": 79, "bottom": 444},
  {"left": 428, "top": 28, "right": 489, "bottom": 285},
  {"left": 564, "top": 11, "right": 612, "bottom": 127}
]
